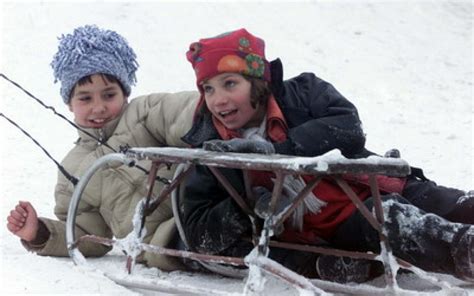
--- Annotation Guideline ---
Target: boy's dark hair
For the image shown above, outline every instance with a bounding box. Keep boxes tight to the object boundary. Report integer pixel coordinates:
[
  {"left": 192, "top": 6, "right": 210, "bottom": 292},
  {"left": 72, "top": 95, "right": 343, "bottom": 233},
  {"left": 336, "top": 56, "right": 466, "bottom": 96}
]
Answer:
[{"left": 71, "top": 73, "right": 126, "bottom": 99}]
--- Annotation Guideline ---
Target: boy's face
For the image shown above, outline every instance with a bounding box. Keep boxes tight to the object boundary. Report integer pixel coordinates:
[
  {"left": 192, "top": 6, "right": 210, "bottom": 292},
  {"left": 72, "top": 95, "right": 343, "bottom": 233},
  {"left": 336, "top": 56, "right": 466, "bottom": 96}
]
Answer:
[
  {"left": 202, "top": 73, "right": 264, "bottom": 130},
  {"left": 68, "top": 74, "right": 127, "bottom": 128}
]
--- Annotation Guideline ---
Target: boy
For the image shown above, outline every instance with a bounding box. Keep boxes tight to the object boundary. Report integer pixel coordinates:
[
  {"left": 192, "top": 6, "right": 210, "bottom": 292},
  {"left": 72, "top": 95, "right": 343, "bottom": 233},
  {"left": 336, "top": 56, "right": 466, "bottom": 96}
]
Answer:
[{"left": 6, "top": 25, "right": 199, "bottom": 271}]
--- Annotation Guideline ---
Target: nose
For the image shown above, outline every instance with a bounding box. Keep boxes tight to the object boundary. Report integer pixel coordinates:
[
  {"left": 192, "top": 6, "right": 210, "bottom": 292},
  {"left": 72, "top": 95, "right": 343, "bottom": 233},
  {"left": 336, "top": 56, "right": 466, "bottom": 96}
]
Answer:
[
  {"left": 212, "top": 88, "right": 229, "bottom": 106},
  {"left": 91, "top": 98, "right": 106, "bottom": 114}
]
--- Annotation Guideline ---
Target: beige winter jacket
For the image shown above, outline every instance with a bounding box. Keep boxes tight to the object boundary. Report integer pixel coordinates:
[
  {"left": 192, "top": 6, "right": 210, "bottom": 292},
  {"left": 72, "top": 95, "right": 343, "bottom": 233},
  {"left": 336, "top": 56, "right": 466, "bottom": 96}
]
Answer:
[{"left": 22, "top": 91, "right": 199, "bottom": 271}]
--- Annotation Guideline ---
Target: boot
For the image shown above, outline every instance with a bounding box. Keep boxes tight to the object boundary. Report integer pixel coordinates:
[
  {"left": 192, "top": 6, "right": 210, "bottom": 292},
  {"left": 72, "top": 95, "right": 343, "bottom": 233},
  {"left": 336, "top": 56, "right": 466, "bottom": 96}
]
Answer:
[
  {"left": 451, "top": 226, "right": 474, "bottom": 282},
  {"left": 315, "top": 255, "right": 373, "bottom": 283}
]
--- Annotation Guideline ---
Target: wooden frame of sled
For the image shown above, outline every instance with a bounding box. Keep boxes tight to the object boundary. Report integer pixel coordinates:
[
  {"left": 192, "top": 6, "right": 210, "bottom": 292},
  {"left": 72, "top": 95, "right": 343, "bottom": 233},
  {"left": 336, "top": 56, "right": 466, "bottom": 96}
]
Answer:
[{"left": 66, "top": 147, "right": 461, "bottom": 295}]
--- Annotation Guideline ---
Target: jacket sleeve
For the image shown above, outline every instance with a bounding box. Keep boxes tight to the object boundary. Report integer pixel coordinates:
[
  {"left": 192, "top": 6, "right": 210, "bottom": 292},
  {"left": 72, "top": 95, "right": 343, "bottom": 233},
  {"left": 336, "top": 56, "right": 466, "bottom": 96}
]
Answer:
[
  {"left": 273, "top": 71, "right": 366, "bottom": 158},
  {"left": 21, "top": 214, "right": 112, "bottom": 257},
  {"left": 182, "top": 165, "right": 252, "bottom": 254},
  {"left": 104, "top": 91, "right": 199, "bottom": 150},
  {"left": 20, "top": 175, "right": 112, "bottom": 257}
]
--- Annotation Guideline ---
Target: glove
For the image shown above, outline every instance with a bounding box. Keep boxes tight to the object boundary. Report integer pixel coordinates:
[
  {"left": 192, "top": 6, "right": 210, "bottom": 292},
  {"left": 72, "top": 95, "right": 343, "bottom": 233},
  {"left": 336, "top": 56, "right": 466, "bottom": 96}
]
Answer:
[
  {"left": 253, "top": 186, "right": 287, "bottom": 236},
  {"left": 253, "top": 186, "right": 290, "bottom": 219},
  {"left": 203, "top": 138, "right": 275, "bottom": 155},
  {"left": 384, "top": 148, "right": 401, "bottom": 158}
]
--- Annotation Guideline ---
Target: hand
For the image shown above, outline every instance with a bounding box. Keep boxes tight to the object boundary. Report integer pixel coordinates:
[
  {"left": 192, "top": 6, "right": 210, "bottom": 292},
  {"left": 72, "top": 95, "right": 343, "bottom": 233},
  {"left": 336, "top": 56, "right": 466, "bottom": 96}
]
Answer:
[
  {"left": 203, "top": 138, "right": 275, "bottom": 154},
  {"left": 253, "top": 186, "right": 290, "bottom": 218},
  {"left": 6, "top": 201, "right": 39, "bottom": 242},
  {"left": 253, "top": 186, "right": 286, "bottom": 235},
  {"left": 384, "top": 148, "right": 401, "bottom": 158}
]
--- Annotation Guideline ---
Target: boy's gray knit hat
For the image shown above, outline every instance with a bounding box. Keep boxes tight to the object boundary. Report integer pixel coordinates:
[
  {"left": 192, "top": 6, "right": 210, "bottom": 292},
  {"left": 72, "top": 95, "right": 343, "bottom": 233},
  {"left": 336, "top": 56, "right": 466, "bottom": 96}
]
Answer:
[{"left": 51, "top": 25, "right": 139, "bottom": 103}]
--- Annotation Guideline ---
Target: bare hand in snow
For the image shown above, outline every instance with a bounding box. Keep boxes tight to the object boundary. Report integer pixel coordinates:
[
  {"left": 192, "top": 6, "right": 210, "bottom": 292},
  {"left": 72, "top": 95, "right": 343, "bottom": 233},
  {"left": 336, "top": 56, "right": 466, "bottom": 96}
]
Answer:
[{"left": 6, "top": 201, "right": 39, "bottom": 242}]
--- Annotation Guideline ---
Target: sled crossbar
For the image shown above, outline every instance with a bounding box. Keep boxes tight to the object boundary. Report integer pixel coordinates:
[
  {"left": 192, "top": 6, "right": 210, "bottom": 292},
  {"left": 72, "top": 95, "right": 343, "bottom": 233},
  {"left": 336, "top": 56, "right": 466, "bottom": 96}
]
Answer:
[{"left": 124, "top": 147, "right": 410, "bottom": 176}]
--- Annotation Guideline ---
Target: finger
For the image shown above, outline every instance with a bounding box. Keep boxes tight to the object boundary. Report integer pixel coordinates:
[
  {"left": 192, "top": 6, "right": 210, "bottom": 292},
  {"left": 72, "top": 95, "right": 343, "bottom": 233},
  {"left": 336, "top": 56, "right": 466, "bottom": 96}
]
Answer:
[
  {"left": 18, "top": 201, "right": 33, "bottom": 212},
  {"left": 6, "top": 222, "right": 20, "bottom": 233},
  {"left": 9, "top": 209, "right": 26, "bottom": 222},
  {"left": 7, "top": 215, "right": 24, "bottom": 227},
  {"left": 14, "top": 205, "right": 28, "bottom": 218},
  {"left": 203, "top": 142, "right": 226, "bottom": 152}
]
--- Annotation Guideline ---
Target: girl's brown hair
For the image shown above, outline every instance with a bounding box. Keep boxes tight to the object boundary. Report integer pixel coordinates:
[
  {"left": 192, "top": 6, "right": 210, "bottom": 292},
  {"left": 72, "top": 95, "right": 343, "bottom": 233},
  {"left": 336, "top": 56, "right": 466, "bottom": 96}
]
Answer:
[{"left": 244, "top": 75, "right": 272, "bottom": 109}]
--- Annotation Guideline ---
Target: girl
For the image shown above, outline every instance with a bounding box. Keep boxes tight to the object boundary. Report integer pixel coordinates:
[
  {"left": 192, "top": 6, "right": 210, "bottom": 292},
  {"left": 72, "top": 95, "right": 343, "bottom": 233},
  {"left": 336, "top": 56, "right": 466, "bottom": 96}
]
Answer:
[
  {"left": 180, "top": 28, "right": 473, "bottom": 283},
  {"left": 6, "top": 25, "right": 199, "bottom": 271}
]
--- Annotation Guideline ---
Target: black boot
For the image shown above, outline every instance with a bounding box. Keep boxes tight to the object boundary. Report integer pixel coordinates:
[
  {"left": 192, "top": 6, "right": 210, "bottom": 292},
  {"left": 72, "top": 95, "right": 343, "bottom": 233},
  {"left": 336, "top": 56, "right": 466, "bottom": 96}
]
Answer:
[
  {"left": 451, "top": 226, "right": 474, "bottom": 282},
  {"left": 315, "top": 255, "right": 374, "bottom": 283}
]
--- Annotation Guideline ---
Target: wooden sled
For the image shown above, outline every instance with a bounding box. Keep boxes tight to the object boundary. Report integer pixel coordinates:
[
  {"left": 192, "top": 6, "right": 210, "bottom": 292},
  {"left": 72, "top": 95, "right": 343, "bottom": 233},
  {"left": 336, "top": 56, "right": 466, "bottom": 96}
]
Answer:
[{"left": 65, "top": 147, "right": 468, "bottom": 295}]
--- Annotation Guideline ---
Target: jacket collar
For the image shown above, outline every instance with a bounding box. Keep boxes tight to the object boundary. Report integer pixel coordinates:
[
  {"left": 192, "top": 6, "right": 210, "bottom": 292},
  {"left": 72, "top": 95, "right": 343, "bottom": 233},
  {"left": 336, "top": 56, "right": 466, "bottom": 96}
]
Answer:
[{"left": 75, "top": 104, "right": 126, "bottom": 146}]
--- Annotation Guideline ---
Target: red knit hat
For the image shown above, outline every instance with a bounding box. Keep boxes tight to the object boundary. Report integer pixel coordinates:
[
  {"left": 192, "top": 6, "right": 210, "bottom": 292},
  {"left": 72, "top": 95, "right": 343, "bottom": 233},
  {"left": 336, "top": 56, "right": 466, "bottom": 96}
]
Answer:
[{"left": 186, "top": 28, "right": 271, "bottom": 89}]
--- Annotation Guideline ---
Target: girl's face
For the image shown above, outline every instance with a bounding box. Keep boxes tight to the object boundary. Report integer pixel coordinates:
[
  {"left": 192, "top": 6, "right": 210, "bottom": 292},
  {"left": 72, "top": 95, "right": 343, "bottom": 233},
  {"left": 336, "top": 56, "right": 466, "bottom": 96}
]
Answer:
[
  {"left": 202, "top": 73, "right": 265, "bottom": 130},
  {"left": 68, "top": 74, "right": 127, "bottom": 128}
]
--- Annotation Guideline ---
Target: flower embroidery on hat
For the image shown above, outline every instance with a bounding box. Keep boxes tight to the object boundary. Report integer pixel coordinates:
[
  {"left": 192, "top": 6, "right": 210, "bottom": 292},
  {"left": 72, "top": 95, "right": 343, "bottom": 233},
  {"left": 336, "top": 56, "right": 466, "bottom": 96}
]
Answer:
[
  {"left": 239, "top": 37, "right": 250, "bottom": 48},
  {"left": 245, "top": 54, "right": 265, "bottom": 77}
]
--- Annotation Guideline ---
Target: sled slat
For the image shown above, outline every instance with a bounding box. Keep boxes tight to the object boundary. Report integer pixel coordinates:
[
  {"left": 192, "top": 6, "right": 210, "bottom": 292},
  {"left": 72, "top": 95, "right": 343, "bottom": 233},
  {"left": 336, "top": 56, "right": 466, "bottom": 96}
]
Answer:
[{"left": 125, "top": 147, "right": 411, "bottom": 177}]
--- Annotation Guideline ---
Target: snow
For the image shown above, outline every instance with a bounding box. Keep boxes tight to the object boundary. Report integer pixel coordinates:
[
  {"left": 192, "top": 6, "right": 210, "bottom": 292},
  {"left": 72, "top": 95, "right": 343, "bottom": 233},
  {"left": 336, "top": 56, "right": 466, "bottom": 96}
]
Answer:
[{"left": 0, "top": 1, "right": 472, "bottom": 295}]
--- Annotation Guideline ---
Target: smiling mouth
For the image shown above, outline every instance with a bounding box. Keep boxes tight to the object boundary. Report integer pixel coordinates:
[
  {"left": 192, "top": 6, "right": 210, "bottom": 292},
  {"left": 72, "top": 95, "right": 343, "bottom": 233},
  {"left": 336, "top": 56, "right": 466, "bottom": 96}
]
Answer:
[
  {"left": 89, "top": 118, "right": 108, "bottom": 124},
  {"left": 218, "top": 110, "right": 237, "bottom": 118}
]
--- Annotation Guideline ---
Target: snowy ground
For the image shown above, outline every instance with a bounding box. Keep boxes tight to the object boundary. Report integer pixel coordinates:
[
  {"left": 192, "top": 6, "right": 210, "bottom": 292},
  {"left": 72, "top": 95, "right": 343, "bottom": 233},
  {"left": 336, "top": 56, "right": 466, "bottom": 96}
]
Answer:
[{"left": 0, "top": 1, "right": 472, "bottom": 295}]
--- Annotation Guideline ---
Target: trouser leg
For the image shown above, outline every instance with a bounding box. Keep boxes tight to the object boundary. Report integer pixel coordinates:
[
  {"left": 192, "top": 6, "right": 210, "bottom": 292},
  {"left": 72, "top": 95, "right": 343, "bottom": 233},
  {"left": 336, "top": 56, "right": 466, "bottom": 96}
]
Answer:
[
  {"left": 402, "top": 177, "right": 473, "bottom": 224},
  {"left": 331, "top": 194, "right": 470, "bottom": 277}
]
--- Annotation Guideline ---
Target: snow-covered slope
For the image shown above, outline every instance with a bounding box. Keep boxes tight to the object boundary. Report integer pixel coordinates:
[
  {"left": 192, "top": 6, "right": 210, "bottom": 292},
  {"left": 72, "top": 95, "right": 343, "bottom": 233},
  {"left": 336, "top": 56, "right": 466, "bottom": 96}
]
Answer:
[{"left": 1, "top": 1, "right": 472, "bottom": 295}]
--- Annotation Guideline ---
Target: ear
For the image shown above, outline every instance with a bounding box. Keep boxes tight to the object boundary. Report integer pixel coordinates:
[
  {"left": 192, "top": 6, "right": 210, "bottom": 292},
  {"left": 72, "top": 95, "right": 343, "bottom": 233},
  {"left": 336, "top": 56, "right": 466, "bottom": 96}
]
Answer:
[{"left": 68, "top": 103, "right": 73, "bottom": 112}]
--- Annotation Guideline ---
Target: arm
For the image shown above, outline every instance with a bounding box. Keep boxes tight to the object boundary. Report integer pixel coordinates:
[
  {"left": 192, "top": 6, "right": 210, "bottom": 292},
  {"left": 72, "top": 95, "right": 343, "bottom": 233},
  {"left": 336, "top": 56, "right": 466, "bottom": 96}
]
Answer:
[
  {"left": 6, "top": 200, "right": 111, "bottom": 257},
  {"left": 273, "top": 69, "right": 366, "bottom": 158},
  {"left": 139, "top": 91, "right": 199, "bottom": 147},
  {"left": 102, "top": 91, "right": 199, "bottom": 152},
  {"left": 182, "top": 165, "right": 252, "bottom": 255},
  {"left": 7, "top": 201, "right": 41, "bottom": 243}
]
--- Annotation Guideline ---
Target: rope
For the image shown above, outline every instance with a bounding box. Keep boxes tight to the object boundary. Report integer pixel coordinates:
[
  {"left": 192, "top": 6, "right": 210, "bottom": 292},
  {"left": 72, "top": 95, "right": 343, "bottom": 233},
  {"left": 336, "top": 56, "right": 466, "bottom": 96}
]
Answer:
[
  {"left": 1, "top": 73, "right": 116, "bottom": 152},
  {"left": 1, "top": 73, "right": 171, "bottom": 186},
  {"left": 0, "top": 112, "right": 79, "bottom": 186}
]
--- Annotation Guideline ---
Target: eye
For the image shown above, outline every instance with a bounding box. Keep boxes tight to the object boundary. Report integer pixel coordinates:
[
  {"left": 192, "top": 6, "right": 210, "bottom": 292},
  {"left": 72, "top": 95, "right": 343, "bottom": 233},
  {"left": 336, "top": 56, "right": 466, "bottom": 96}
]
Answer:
[
  {"left": 224, "top": 80, "right": 236, "bottom": 89},
  {"left": 203, "top": 85, "right": 214, "bottom": 95},
  {"left": 103, "top": 92, "right": 117, "bottom": 100},
  {"left": 77, "top": 96, "right": 91, "bottom": 102}
]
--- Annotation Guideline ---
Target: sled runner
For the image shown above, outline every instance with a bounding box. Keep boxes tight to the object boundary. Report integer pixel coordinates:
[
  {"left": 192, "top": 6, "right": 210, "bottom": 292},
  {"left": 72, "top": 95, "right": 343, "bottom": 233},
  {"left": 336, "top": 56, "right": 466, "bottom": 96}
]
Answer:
[{"left": 65, "top": 147, "right": 468, "bottom": 295}]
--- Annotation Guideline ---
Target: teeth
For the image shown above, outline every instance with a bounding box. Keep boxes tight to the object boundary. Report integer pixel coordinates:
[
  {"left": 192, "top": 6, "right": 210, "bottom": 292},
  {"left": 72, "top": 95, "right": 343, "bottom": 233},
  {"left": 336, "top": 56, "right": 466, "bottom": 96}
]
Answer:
[
  {"left": 91, "top": 118, "right": 106, "bottom": 123},
  {"left": 219, "top": 110, "right": 233, "bottom": 116}
]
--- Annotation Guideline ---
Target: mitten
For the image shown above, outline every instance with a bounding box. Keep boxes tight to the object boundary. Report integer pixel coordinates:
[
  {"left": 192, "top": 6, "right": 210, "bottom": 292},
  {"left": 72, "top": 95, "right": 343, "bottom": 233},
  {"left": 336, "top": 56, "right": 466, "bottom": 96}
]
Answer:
[
  {"left": 384, "top": 148, "right": 401, "bottom": 158},
  {"left": 253, "top": 186, "right": 287, "bottom": 235},
  {"left": 253, "top": 186, "right": 290, "bottom": 218},
  {"left": 203, "top": 138, "right": 275, "bottom": 154}
]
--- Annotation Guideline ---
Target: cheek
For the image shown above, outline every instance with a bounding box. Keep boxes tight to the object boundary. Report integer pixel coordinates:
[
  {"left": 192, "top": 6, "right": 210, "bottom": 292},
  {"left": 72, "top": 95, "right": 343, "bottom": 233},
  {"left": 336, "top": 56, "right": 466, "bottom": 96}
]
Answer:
[
  {"left": 238, "top": 95, "right": 255, "bottom": 112},
  {"left": 204, "top": 97, "right": 216, "bottom": 113},
  {"left": 108, "top": 99, "right": 127, "bottom": 118}
]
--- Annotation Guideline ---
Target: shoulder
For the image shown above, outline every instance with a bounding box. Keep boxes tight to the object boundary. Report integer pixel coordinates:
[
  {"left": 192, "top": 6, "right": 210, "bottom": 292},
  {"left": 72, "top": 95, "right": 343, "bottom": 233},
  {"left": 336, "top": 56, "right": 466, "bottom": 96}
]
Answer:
[
  {"left": 283, "top": 72, "right": 332, "bottom": 97},
  {"left": 118, "top": 91, "right": 199, "bottom": 124},
  {"left": 129, "top": 91, "right": 200, "bottom": 106},
  {"left": 123, "top": 91, "right": 199, "bottom": 118}
]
